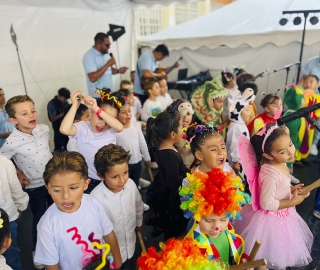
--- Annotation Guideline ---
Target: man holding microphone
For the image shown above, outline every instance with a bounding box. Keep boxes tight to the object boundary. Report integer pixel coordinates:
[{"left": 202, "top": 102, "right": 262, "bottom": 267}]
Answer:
[{"left": 83, "top": 32, "right": 127, "bottom": 96}]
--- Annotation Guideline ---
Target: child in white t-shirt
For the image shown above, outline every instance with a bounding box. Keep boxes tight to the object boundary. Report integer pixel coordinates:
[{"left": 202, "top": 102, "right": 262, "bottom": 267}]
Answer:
[
  {"left": 116, "top": 89, "right": 151, "bottom": 185},
  {"left": 157, "top": 78, "right": 173, "bottom": 111},
  {"left": 141, "top": 79, "right": 162, "bottom": 122},
  {"left": 91, "top": 144, "right": 144, "bottom": 268},
  {"left": 60, "top": 89, "right": 124, "bottom": 193},
  {"left": 66, "top": 104, "right": 91, "bottom": 152},
  {"left": 120, "top": 80, "right": 142, "bottom": 123},
  {"left": 0, "top": 209, "right": 14, "bottom": 270},
  {"left": 35, "top": 151, "right": 122, "bottom": 270}
]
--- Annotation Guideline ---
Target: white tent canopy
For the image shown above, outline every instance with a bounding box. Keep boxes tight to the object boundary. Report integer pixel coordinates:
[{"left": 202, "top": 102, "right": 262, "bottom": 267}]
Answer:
[
  {"left": 139, "top": 0, "right": 320, "bottom": 50},
  {"left": 0, "top": 0, "right": 191, "bottom": 148},
  {"left": 138, "top": 0, "right": 320, "bottom": 113}
]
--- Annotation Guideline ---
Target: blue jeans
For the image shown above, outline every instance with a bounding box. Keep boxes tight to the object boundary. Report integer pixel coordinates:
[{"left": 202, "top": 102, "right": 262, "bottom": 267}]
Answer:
[
  {"left": 24, "top": 185, "right": 49, "bottom": 249},
  {"left": 3, "top": 221, "right": 23, "bottom": 270},
  {"left": 86, "top": 178, "right": 101, "bottom": 194},
  {"left": 128, "top": 161, "right": 142, "bottom": 187}
]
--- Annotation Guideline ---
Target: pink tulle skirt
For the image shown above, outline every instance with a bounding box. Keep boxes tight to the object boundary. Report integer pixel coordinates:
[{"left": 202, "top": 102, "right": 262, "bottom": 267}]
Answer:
[{"left": 233, "top": 204, "right": 313, "bottom": 270}]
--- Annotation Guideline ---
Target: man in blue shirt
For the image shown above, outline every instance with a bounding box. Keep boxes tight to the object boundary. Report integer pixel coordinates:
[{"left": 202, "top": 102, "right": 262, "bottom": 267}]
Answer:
[
  {"left": 83, "top": 32, "right": 127, "bottom": 96},
  {"left": 134, "top": 44, "right": 178, "bottom": 105},
  {"left": 0, "top": 88, "right": 14, "bottom": 148},
  {"left": 47, "top": 88, "right": 70, "bottom": 151}
]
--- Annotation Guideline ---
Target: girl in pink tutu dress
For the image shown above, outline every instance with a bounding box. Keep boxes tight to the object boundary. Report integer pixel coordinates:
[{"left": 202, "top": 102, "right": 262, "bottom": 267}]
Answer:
[{"left": 234, "top": 123, "right": 313, "bottom": 270}]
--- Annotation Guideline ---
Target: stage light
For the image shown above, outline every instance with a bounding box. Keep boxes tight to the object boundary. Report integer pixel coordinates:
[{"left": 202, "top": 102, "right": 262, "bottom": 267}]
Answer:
[
  {"left": 279, "top": 18, "right": 288, "bottom": 26},
  {"left": 310, "top": 16, "right": 319, "bottom": 25},
  {"left": 293, "top": 16, "right": 302, "bottom": 25}
]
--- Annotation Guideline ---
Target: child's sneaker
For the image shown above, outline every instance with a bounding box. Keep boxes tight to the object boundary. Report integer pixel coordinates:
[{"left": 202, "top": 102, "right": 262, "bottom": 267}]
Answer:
[
  {"left": 139, "top": 178, "right": 150, "bottom": 188},
  {"left": 143, "top": 203, "right": 150, "bottom": 212},
  {"left": 290, "top": 175, "right": 300, "bottom": 184},
  {"left": 310, "top": 144, "right": 318, "bottom": 156},
  {"left": 150, "top": 162, "right": 158, "bottom": 169},
  {"left": 313, "top": 210, "right": 320, "bottom": 219}
]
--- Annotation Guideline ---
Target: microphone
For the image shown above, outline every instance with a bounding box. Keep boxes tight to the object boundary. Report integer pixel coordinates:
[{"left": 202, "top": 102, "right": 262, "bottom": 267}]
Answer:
[
  {"left": 109, "top": 53, "right": 118, "bottom": 69},
  {"left": 277, "top": 102, "right": 320, "bottom": 125},
  {"left": 255, "top": 69, "right": 270, "bottom": 79},
  {"left": 255, "top": 71, "right": 265, "bottom": 78},
  {"left": 274, "top": 62, "right": 300, "bottom": 72}
]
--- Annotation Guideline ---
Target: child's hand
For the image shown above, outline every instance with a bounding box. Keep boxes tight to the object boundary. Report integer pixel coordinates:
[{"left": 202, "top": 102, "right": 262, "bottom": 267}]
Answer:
[
  {"left": 70, "top": 90, "right": 82, "bottom": 106},
  {"left": 83, "top": 96, "right": 98, "bottom": 111},
  {"left": 240, "top": 258, "right": 254, "bottom": 270},
  {"left": 177, "top": 146, "right": 185, "bottom": 154},
  {"left": 16, "top": 169, "right": 29, "bottom": 186},
  {"left": 135, "top": 226, "right": 143, "bottom": 234},
  {"left": 145, "top": 161, "right": 151, "bottom": 167},
  {"left": 141, "top": 122, "right": 146, "bottom": 130},
  {"left": 233, "top": 162, "right": 241, "bottom": 172},
  {"left": 291, "top": 189, "right": 309, "bottom": 205},
  {"left": 291, "top": 183, "right": 304, "bottom": 194}
]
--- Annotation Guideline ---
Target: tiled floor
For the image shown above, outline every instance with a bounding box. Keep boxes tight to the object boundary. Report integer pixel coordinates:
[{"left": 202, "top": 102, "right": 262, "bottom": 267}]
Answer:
[{"left": 17, "top": 154, "right": 320, "bottom": 269}]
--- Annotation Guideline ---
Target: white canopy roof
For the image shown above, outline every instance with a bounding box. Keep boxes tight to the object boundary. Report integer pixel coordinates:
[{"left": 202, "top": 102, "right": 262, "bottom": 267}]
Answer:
[{"left": 139, "top": 0, "right": 320, "bottom": 50}]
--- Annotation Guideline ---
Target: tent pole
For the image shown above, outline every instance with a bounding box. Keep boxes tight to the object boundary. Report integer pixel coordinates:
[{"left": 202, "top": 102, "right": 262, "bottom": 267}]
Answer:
[
  {"left": 282, "top": 10, "right": 320, "bottom": 83},
  {"left": 116, "top": 41, "right": 122, "bottom": 81},
  {"left": 16, "top": 46, "right": 28, "bottom": 95}
]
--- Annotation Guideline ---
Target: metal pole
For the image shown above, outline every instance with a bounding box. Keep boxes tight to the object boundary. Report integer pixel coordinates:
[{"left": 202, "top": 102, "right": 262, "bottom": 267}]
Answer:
[
  {"left": 296, "top": 12, "right": 308, "bottom": 83},
  {"left": 16, "top": 46, "right": 28, "bottom": 95},
  {"left": 116, "top": 41, "right": 122, "bottom": 81}
]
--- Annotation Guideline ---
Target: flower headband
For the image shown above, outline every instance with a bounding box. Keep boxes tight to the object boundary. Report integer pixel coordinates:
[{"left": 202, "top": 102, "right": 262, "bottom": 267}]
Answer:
[
  {"left": 179, "top": 168, "right": 251, "bottom": 221},
  {"left": 95, "top": 88, "right": 123, "bottom": 109}
]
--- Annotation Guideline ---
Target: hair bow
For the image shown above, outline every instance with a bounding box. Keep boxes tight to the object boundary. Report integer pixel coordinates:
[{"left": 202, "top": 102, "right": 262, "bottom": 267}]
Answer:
[{"left": 195, "top": 125, "right": 206, "bottom": 133}]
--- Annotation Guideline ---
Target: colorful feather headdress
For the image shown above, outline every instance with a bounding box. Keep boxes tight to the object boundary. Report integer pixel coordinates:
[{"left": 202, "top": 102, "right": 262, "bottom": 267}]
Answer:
[{"left": 180, "top": 168, "right": 251, "bottom": 221}]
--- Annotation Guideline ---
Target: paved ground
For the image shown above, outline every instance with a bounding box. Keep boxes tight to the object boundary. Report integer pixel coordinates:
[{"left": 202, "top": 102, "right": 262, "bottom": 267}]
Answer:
[{"left": 17, "top": 152, "right": 320, "bottom": 270}]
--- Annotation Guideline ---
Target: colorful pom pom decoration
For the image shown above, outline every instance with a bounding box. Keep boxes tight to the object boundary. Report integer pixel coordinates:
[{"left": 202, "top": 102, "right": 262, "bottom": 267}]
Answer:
[
  {"left": 180, "top": 168, "right": 251, "bottom": 221},
  {"left": 137, "top": 238, "right": 227, "bottom": 270}
]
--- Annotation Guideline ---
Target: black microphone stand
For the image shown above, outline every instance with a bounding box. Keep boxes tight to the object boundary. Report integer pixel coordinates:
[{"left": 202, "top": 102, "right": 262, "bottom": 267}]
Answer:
[
  {"left": 306, "top": 115, "right": 320, "bottom": 132},
  {"left": 273, "top": 62, "right": 300, "bottom": 87}
]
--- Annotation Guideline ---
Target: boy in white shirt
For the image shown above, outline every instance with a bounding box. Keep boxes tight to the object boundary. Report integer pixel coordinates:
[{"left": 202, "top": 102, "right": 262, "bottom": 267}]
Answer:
[
  {"left": 0, "top": 156, "right": 29, "bottom": 270},
  {"left": 65, "top": 104, "right": 91, "bottom": 152},
  {"left": 60, "top": 90, "right": 123, "bottom": 193},
  {"left": 35, "top": 151, "right": 122, "bottom": 270},
  {"left": 91, "top": 144, "right": 144, "bottom": 268},
  {"left": 0, "top": 95, "right": 52, "bottom": 269},
  {"left": 141, "top": 79, "right": 162, "bottom": 122},
  {"left": 157, "top": 78, "right": 173, "bottom": 111}
]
